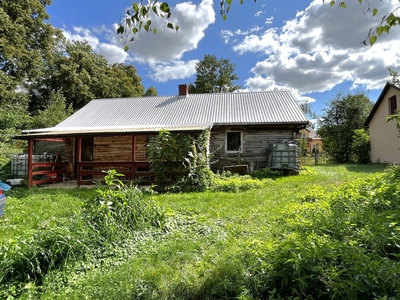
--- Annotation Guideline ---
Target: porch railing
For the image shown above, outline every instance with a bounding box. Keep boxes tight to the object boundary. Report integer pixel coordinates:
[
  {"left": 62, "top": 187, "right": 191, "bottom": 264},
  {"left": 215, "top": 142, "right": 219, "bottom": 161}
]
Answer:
[
  {"left": 77, "top": 161, "right": 153, "bottom": 185},
  {"left": 31, "top": 162, "right": 69, "bottom": 186}
]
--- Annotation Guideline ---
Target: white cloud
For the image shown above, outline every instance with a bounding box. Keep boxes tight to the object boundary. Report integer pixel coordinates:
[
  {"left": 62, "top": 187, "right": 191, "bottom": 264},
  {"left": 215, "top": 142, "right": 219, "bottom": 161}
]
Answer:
[
  {"left": 233, "top": 0, "right": 400, "bottom": 96},
  {"left": 235, "top": 26, "right": 263, "bottom": 35},
  {"left": 265, "top": 16, "right": 274, "bottom": 24},
  {"left": 60, "top": 0, "right": 215, "bottom": 76},
  {"left": 149, "top": 60, "right": 198, "bottom": 82},
  {"left": 254, "top": 10, "right": 264, "bottom": 17},
  {"left": 220, "top": 25, "right": 263, "bottom": 44},
  {"left": 221, "top": 29, "right": 234, "bottom": 44},
  {"left": 62, "top": 26, "right": 99, "bottom": 49},
  {"left": 62, "top": 26, "right": 129, "bottom": 64},
  {"left": 241, "top": 76, "right": 316, "bottom": 104},
  {"left": 124, "top": 0, "right": 215, "bottom": 63}
]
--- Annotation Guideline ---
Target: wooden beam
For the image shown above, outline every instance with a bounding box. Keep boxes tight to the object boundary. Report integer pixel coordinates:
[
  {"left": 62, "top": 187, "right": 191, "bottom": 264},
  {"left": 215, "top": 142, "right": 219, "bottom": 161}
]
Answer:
[
  {"left": 77, "top": 137, "right": 82, "bottom": 186},
  {"left": 133, "top": 135, "right": 136, "bottom": 161},
  {"left": 28, "top": 139, "right": 33, "bottom": 188},
  {"left": 132, "top": 135, "right": 136, "bottom": 180}
]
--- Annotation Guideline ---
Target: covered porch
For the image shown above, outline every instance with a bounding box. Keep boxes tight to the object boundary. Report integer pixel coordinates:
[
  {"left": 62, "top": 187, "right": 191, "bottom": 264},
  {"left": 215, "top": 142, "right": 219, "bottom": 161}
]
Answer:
[{"left": 18, "top": 133, "right": 154, "bottom": 188}]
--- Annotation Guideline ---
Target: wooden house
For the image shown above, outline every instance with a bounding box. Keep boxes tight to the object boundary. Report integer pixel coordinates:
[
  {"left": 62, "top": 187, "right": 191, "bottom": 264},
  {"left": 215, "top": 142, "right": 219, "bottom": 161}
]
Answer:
[
  {"left": 365, "top": 82, "right": 400, "bottom": 163},
  {"left": 16, "top": 85, "right": 309, "bottom": 187}
]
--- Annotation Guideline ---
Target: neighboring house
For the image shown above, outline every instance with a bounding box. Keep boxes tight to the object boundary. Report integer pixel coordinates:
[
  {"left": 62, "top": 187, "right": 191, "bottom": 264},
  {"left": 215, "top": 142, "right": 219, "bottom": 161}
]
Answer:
[
  {"left": 365, "top": 82, "right": 400, "bottom": 164},
  {"left": 299, "top": 127, "right": 323, "bottom": 154},
  {"left": 16, "top": 85, "right": 308, "bottom": 187}
]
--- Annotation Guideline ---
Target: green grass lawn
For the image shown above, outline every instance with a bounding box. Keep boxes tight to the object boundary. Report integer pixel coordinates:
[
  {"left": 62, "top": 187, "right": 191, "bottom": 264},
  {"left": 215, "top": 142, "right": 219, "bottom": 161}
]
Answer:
[{"left": 2, "top": 163, "right": 398, "bottom": 299}]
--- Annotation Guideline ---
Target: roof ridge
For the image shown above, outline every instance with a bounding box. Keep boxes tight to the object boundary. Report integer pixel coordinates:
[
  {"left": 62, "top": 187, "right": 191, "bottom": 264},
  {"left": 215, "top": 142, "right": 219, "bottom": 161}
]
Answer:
[{"left": 92, "top": 90, "right": 292, "bottom": 101}]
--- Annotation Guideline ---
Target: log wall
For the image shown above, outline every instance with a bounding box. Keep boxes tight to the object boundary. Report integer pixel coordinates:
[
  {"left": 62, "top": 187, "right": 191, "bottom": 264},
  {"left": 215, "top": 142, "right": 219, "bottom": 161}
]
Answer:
[
  {"left": 209, "top": 126, "right": 295, "bottom": 171},
  {"left": 93, "top": 135, "right": 133, "bottom": 162},
  {"left": 135, "top": 135, "right": 149, "bottom": 161}
]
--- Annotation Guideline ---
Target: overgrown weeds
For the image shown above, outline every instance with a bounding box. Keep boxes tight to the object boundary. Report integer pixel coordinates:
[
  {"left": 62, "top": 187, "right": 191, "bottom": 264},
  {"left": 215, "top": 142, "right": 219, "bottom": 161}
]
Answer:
[
  {"left": 241, "top": 165, "right": 400, "bottom": 299},
  {"left": 0, "top": 170, "right": 165, "bottom": 298},
  {"left": 1, "top": 164, "right": 397, "bottom": 299}
]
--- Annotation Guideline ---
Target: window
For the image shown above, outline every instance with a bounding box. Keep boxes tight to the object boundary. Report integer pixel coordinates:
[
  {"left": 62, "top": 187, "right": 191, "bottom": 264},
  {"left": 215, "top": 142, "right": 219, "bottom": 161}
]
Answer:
[
  {"left": 301, "top": 133, "right": 306, "bottom": 139},
  {"left": 389, "top": 95, "right": 397, "bottom": 115},
  {"left": 226, "top": 131, "right": 243, "bottom": 153}
]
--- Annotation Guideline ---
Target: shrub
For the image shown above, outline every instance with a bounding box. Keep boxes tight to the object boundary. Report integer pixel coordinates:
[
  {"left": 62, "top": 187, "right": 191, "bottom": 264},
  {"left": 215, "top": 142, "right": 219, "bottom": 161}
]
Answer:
[
  {"left": 242, "top": 166, "right": 400, "bottom": 299},
  {"left": 147, "top": 129, "right": 212, "bottom": 192},
  {"left": 351, "top": 128, "right": 370, "bottom": 163},
  {"left": 251, "top": 167, "right": 280, "bottom": 179},
  {"left": 210, "top": 173, "right": 273, "bottom": 192}
]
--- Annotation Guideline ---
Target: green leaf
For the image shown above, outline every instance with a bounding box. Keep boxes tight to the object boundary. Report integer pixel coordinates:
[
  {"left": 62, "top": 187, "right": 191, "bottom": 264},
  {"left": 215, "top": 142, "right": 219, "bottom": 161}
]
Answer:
[
  {"left": 133, "top": 3, "right": 139, "bottom": 14},
  {"left": 167, "top": 22, "right": 174, "bottom": 29},
  {"left": 132, "top": 27, "right": 138, "bottom": 34},
  {"left": 330, "top": 0, "right": 335, "bottom": 7},
  {"left": 240, "top": 0, "right": 243, "bottom": 4},
  {"left": 175, "top": 25, "right": 179, "bottom": 32},
  {"left": 227, "top": 0, "right": 232, "bottom": 5},
  {"left": 382, "top": 25, "right": 390, "bottom": 34},
  {"left": 223, "top": 14, "right": 227, "bottom": 21},
  {"left": 124, "top": 45, "right": 129, "bottom": 51},
  {"left": 376, "top": 26, "right": 383, "bottom": 36},
  {"left": 358, "top": 0, "right": 362, "bottom": 4},
  {"left": 339, "top": 2, "right": 346, "bottom": 8},
  {"left": 140, "top": 6, "right": 147, "bottom": 16},
  {"left": 117, "top": 25, "right": 124, "bottom": 34},
  {"left": 153, "top": 28, "right": 157, "bottom": 35},
  {"left": 139, "top": 21, "right": 143, "bottom": 31},
  {"left": 372, "top": 8, "right": 378, "bottom": 17},
  {"left": 387, "top": 13, "right": 396, "bottom": 26},
  {"left": 160, "top": 2, "right": 170, "bottom": 13},
  {"left": 152, "top": 5, "right": 159, "bottom": 16},
  {"left": 369, "top": 35, "right": 377, "bottom": 46},
  {"left": 144, "top": 20, "right": 151, "bottom": 32}
]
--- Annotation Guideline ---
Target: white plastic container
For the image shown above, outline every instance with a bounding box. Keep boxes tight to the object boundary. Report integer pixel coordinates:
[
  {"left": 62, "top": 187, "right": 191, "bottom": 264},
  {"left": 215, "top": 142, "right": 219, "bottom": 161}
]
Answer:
[{"left": 0, "top": 194, "right": 6, "bottom": 217}]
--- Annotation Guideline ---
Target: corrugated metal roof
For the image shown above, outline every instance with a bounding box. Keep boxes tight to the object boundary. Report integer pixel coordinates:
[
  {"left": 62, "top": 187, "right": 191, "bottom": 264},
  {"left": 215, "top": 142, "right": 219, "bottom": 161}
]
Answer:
[{"left": 24, "top": 91, "right": 309, "bottom": 134}]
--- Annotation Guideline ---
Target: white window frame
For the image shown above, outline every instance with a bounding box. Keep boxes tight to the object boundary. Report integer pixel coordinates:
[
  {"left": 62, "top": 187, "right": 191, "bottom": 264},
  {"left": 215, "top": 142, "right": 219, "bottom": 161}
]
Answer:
[{"left": 225, "top": 130, "right": 243, "bottom": 153}]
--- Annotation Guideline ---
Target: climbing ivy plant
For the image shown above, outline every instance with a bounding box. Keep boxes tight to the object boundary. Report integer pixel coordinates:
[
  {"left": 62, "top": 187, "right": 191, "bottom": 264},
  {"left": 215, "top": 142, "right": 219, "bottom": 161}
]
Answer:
[{"left": 147, "top": 129, "right": 212, "bottom": 192}]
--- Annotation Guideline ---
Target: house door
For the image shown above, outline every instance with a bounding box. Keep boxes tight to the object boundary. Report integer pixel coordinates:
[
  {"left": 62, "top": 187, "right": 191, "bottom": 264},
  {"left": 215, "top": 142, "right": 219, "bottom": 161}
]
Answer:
[
  {"left": 81, "top": 137, "right": 94, "bottom": 180},
  {"left": 81, "top": 137, "right": 94, "bottom": 161}
]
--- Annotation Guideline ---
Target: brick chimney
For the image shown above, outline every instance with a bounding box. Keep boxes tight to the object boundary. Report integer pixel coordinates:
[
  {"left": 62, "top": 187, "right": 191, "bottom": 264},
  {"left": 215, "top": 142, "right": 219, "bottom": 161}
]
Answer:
[{"left": 178, "top": 84, "right": 188, "bottom": 97}]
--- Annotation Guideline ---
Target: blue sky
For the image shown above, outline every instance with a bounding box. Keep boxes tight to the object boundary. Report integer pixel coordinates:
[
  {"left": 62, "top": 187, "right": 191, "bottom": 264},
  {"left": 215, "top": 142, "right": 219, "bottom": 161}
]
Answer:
[{"left": 46, "top": 0, "right": 400, "bottom": 116}]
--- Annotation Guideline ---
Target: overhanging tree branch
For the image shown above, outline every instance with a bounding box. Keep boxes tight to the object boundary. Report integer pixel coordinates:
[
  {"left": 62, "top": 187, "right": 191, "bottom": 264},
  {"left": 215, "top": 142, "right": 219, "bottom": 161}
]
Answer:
[{"left": 118, "top": 0, "right": 400, "bottom": 49}]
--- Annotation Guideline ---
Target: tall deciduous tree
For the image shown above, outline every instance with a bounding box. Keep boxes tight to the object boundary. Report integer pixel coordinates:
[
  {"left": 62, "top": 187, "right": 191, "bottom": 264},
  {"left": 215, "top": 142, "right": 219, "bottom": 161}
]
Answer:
[
  {"left": 189, "top": 55, "right": 240, "bottom": 94},
  {"left": 0, "top": 0, "right": 61, "bottom": 82},
  {"left": 31, "top": 90, "right": 73, "bottom": 129},
  {"left": 29, "top": 40, "right": 151, "bottom": 112},
  {"left": 144, "top": 86, "right": 158, "bottom": 96},
  {"left": 317, "top": 92, "right": 373, "bottom": 163},
  {"left": 106, "top": 63, "right": 145, "bottom": 98},
  {"left": 0, "top": 0, "right": 62, "bottom": 162}
]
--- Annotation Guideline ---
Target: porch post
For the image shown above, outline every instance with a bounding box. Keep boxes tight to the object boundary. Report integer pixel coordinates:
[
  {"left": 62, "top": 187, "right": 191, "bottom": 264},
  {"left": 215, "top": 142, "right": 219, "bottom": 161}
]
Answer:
[
  {"left": 27, "top": 139, "right": 33, "bottom": 188},
  {"left": 132, "top": 135, "right": 136, "bottom": 179},
  {"left": 77, "top": 137, "right": 82, "bottom": 186}
]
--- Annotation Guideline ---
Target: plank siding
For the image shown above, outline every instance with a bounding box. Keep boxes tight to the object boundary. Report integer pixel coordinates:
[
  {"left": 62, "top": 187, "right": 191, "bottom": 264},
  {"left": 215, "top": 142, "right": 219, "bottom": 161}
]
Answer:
[
  {"left": 93, "top": 136, "right": 133, "bottom": 162},
  {"left": 93, "top": 135, "right": 150, "bottom": 162},
  {"left": 209, "top": 127, "right": 295, "bottom": 171},
  {"left": 135, "top": 135, "right": 150, "bottom": 161}
]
